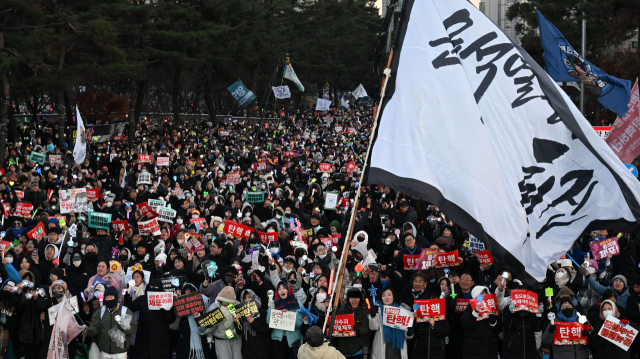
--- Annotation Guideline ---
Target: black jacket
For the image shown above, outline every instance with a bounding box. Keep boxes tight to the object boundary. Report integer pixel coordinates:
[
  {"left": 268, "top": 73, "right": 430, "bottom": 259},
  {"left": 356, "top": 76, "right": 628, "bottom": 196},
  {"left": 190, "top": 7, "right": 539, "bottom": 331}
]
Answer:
[
  {"left": 125, "top": 293, "right": 176, "bottom": 359},
  {"left": 502, "top": 309, "right": 542, "bottom": 359},
  {"left": 460, "top": 304, "right": 503, "bottom": 359},
  {"left": 587, "top": 315, "right": 637, "bottom": 359},
  {"left": 411, "top": 317, "right": 449, "bottom": 359},
  {"left": 240, "top": 306, "right": 272, "bottom": 359}
]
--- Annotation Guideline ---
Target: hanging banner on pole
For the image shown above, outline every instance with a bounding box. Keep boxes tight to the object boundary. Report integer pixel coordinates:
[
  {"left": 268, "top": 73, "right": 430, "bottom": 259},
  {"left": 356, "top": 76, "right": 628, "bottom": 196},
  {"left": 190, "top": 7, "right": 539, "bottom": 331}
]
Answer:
[
  {"left": 228, "top": 80, "right": 256, "bottom": 108},
  {"left": 272, "top": 86, "right": 292, "bottom": 100}
]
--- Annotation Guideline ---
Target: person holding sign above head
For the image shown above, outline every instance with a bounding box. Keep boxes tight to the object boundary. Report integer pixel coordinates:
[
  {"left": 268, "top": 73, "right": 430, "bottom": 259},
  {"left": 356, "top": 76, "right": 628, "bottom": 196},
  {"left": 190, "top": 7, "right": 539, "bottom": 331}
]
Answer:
[
  {"left": 586, "top": 299, "right": 638, "bottom": 359},
  {"left": 267, "top": 281, "right": 304, "bottom": 359},
  {"left": 334, "top": 287, "right": 371, "bottom": 359},
  {"left": 460, "top": 286, "right": 503, "bottom": 359},
  {"left": 200, "top": 285, "right": 242, "bottom": 359},
  {"left": 541, "top": 287, "right": 591, "bottom": 359},
  {"left": 369, "top": 287, "right": 413, "bottom": 359}
]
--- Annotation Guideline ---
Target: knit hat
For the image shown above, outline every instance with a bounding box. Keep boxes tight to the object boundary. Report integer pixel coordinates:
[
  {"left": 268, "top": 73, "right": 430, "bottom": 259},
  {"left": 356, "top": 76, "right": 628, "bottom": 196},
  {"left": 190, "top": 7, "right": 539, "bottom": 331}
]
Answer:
[
  {"left": 217, "top": 286, "right": 236, "bottom": 303},
  {"left": 104, "top": 286, "right": 119, "bottom": 299},
  {"left": 50, "top": 266, "right": 65, "bottom": 280},
  {"left": 471, "top": 286, "right": 489, "bottom": 299},
  {"left": 613, "top": 274, "right": 628, "bottom": 288},
  {"left": 554, "top": 286, "right": 576, "bottom": 304}
]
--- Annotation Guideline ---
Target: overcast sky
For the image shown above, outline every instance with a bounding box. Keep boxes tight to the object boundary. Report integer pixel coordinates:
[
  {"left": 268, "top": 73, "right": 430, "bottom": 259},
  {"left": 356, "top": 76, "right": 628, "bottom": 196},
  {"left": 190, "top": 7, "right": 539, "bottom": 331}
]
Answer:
[{"left": 376, "top": 0, "right": 480, "bottom": 15}]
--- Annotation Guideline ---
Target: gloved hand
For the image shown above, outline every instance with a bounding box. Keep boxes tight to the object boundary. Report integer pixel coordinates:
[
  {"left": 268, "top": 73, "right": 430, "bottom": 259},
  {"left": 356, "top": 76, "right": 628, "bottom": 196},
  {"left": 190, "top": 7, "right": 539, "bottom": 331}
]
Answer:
[
  {"left": 578, "top": 266, "right": 589, "bottom": 277},
  {"left": 406, "top": 327, "right": 414, "bottom": 337},
  {"left": 536, "top": 303, "right": 544, "bottom": 317},
  {"left": 198, "top": 326, "right": 206, "bottom": 334},
  {"left": 370, "top": 305, "right": 379, "bottom": 318},
  {"left": 578, "top": 314, "right": 587, "bottom": 324},
  {"left": 251, "top": 273, "right": 263, "bottom": 285},
  {"left": 114, "top": 315, "right": 121, "bottom": 323},
  {"left": 508, "top": 302, "right": 515, "bottom": 313}
]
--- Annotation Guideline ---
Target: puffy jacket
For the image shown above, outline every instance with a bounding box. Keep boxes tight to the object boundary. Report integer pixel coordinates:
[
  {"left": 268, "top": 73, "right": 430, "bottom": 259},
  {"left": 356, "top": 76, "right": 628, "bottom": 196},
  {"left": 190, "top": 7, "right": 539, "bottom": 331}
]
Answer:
[
  {"left": 334, "top": 304, "right": 371, "bottom": 355},
  {"left": 86, "top": 304, "right": 138, "bottom": 354},
  {"left": 460, "top": 304, "right": 503, "bottom": 359},
  {"left": 584, "top": 276, "right": 630, "bottom": 309},
  {"left": 239, "top": 289, "right": 272, "bottom": 359},
  {"left": 411, "top": 316, "right": 449, "bottom": 359},
  {"left": 541, "top": 322, "right": 590, "bottom": 359},
  {"left": 502, "top": 309, "right": 542, "bottom": 359}
]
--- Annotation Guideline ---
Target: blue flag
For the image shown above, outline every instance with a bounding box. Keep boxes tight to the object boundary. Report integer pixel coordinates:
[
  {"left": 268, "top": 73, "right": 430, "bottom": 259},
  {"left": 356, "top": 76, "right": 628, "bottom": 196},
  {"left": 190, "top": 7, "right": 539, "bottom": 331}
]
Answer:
[{"left": 536, "top": 10, "right": 631, "bottom": 118}]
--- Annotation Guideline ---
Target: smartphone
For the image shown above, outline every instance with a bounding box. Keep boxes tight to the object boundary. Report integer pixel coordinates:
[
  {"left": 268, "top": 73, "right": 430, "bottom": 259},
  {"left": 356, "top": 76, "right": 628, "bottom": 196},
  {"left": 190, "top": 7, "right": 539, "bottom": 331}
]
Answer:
[{"left": 32, "top": 248, "right": 38, "bottom": 259}]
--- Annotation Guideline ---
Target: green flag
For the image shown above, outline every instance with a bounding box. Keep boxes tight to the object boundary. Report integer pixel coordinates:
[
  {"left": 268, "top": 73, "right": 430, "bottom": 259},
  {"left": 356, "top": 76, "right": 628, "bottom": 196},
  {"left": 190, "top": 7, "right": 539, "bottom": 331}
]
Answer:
[{"left": 228, "top": 80, "right": 256, "bottom": 108}]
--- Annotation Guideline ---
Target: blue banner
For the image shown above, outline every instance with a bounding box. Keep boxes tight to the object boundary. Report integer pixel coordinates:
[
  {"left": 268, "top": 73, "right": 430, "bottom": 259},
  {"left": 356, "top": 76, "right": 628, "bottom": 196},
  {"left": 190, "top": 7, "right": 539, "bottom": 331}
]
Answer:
[{"left": 536, "top": 10, "right": 631, "bottom": 118}]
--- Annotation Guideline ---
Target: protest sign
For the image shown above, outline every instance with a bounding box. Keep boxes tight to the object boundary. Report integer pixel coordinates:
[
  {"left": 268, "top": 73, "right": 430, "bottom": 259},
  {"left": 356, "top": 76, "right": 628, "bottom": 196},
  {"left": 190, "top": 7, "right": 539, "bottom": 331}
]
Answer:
[
  {"left": 223, "top": 220, "right": 254, "bottom": 239},
  {"left": 138, "top": 172, "right": 151, "bottom": 185},
  {"left": 269, "top": 309, "right": 297, "bottom": 331},
  {"left": 435, "top": 249, "right": 459, "bottom": 268},
  {"left": 86, "top": 189, "right": 101, "bottom": 202},
  {"left": 147, "top": 292, "right": 174, "bottom": 310},
  {"left": 190, "top": 218, "right": 207, "bottom": 229},
  {"left": 324, "top": 192, "right": 339, "bottom": 210},
  {"left": 335, "top": 126, "right": 343, "bottom": 132},
  {"left": 47, "top": 296, "right": 78, "bottom": 325},
  {"left": 598, "top": 315, "right": 637, "bottom": 350},
  {"left": 59, "top": 190, "right": 74, "bottom": 214},
  {"left": 319, "top": 163, "right": 332, "bottom": 172},
  {"left": 148, "top": 199, "right": 166, "bottom": 212},
  {"left": 136, "top": 202, "right": 159, "bottom": 220},
  {"left": 227, "top": 173, "right": 241, "bottom": 185},
  {"left": 257, "top": 231, "right": 277, "bottom": 244},
  {"left": 157, "top": 206, "right": 176, "bottom": 223},
  {"left": 345, "top": 161, "right": 357, "bottom": 175},
  {"left": 415, "top": 298, "right": 446, "bottom": 322},
  {"left": 156, "top": 157, "right": 170, "bottom": 166},
  {"left": 68, "top": 188, "right": 88, "bottom": 213},
  {"left": 196, "top": 308, "right": 225, "bottom": 329},
  {"left": 27, "top": 222, "right": 46, "bottom": 240},
  {"left": 475, "top": 250, "right": 494, "bottom": 265},
  {"left": 284, "top": 151, "right": 297, "bottom": 157},
  {"left": 2, "top": 203, "right": 11, "bottom": 217},
  {"left": 468, "top": 234, "right": 485, "bottom": 254},
  {"left": 15, "top": 191, "right": 24, "bottom": 201},
  {"left": 184, "top": 234, "right": 205, "bottom": 254},
  {"left": 88, "top": 212, "right": 112, "bottom": 230},
  {"left": 417, "top": 248, "right": 439, "bottom": 270},
  {"left": 15, "top": 203, "right": 32, "bottom": 218},
  {"left": 254, "top": 162, "right": 267, "bottom": 171},
  {"left": 510, "top": 289, "right": 540, "bottom": 314},
  {"left": 159, "top": 276, "right": 183, "bottom": 293},
  {"left": 49, "top": 155, "right": 62, "bottom": 166},
  {"left": 382, "top": 306, "right": 414, "bottom": 331},
  {"left": 219, "top": 131, "right": 230, "bottom": 136},
  {"left": 29, "top": 152, "right": 46, "bottom": 165},
  {"left": 236, "top": 300, "right": 260, "bottom": 321},
  {"left": 138, "top": 218, "right": 161, "bottom": 236},
  {"left": 111, "top": 220, "right": 130, "bottom": 232},
  {"left": 589, "top": 237, "right": 621, "bottom": 260},
  {"left": 347, "top": 127, "right": 356, "bottom": 133},
  {"left": 470, "top": 293, "right": 499, "bottom": 321},
  {"left": 332, "top": 314, "right": 356, "bottom": 337},
  {"left": 138, "top": 154, "right": 152, "bottom": 163},
  {"left": 555, "top": 322, "right": 587, "bottom": 345},
  {"left": 174, "top": 291, "right": 205, "bottom": 317},
  {"left": 455, "top": 299, "right": 472, "bottom": 313},
  {"left": 403, "top": 254, "right": 420, "bottom": 270}
]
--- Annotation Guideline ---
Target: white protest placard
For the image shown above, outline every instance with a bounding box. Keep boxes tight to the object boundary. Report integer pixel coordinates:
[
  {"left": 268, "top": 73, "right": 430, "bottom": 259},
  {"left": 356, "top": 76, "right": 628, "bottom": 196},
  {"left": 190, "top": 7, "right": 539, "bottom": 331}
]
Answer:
[
  {"left": 598, "top": 315, "right": 638, "bottom": 351},
  {"left": 138, "top": 218, "right": 161, "bottom": 236},
  {"left": 48, "top": 296, "right": 78, "bottom": 325},
  {"left": 269, "top": 309, "right": 297, "bottom": 331},
  {"left": 147, "top": 291, "right": 174, "bottom": 310},
  {"left": 148, "top": 199, "right": 166, "bottom": 212},
  {"left": 382, "top": 306, "right": 414, "bottom": 331},
  {"left": 324, "top": 191, "right": 339, "bottom": 210},
  {"left": 59, "top": 189, "right": 74, "bottom": 214},
  {"left": 70, "top": 188, "right": 89, "bottom": 213},
  {"left": 156, "top": 157, "right": 170, "bottom": 166},
  {"left": 468, "top": 234, "right": 484, "bottom": 254},
  {"left": 157, "top": 206, "right": 176, "bottom": 223},
  {"left": 125, "top": 268, "right": 151, "bottom": 284},
  {"left": 138, "top": 172, "right": 151, "bottom": 185}
]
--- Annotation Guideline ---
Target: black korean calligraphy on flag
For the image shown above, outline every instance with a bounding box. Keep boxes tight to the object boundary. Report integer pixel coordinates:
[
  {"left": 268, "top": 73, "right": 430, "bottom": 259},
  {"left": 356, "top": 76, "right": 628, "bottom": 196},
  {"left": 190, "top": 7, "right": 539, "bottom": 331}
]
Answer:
[{"left": 365, "top": 0, "right": 640, "bottom": 284}]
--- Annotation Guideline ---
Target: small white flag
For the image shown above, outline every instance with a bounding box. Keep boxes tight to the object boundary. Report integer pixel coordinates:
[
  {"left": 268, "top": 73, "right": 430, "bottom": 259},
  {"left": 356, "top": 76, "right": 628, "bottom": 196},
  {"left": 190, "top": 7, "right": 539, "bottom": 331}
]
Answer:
[
  {"left": 315, "top": 98, "right": 332, "bottom": 111},
  {"left": 341, "top": 97, "right": 349, "bottom": 109},
  {"left": 352, "top": 84, "right": 368, "bottom": 99},
  {"left": 73, "top": 107, "right": 87, "bottom": 165},
  {"left": 272, "top": 86, "right": 292, "bottom": 99}
]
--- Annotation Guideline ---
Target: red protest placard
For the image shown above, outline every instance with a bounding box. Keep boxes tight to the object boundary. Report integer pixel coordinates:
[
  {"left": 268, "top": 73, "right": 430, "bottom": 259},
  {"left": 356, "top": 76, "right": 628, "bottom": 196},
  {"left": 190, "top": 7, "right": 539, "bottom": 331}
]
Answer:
[
  {"left": 284, "top": 151, "right": 297, "bottom": 157},
  {"left": 184, "top": 234, "right": 205, "bottom": 254},
  {"left": 138, "top": 218, "right": 161, "bottom": 236},
  {"left": 27, "top": 222, "right": 45, "bottom": 240},
  {"left": 254, "top": 162, "right": 267, "bottom": 171},
  {"left": 174, "top": 291, "right": 205, "bottom": 318},
  {"left": 15, "top": 191, "right": 24, "bottom": 201},
  {"left": 346, "top": 161, "right": 357, "bottom": 175},
  {"left": 2, "top": 203, "right": 11, "bottom": 216},
  {"left": 49, "top": 155, "right": 62, "bottom": 166},
  {"left": 511, "top": 289, "right": 540, "bottom": 314},
  {"left": 332, "top": 314, "right": 356, "bottom": 337},
  {"left": 589, "top": 237, "right": 621, "bottom": 260},
  {"left": 0, "top": 241, "right": 13, "bottom": 253},
  {"left": 417, "top": 248, "right": 439, "bottom": 270},
  {"left": 435, "top": 249, "right": 459, "bottom": 268},
  {"left": 111, "top": 220, "right": 130, "bottom": 232},
  {"left": 415, "top": 298, "right": 446, "bottom": 322},
  {"left": 475, "top": 250, "right": 494, "bottom": 265},
  {"left": 136, "top": 202, "right": 159, "bottom": 220},
  {"left": 190, "top": 218, "right": 208, "bottom": 229},
  {"left": 554, "top": 322, "right": 587, "bottom": 345},
  {"left": 347, "top": 127, "right": 356, "bottom": 133},
  {"left": 86, "top": 189, "right": 101, "bottom": 202},
  {"left": 227, "top": 173, "right": 241, "bottom": 185},
  {"left": 454, "top": 299, "right": 471, "bottom": 314},
  {"left": 257, "top": 231, "right": 277, "bottom": 244},
  {"left": 15, "top": 203, "right": 33, "bottom": 218},
  {"left": 598, "top": 316, "right": 638, "bottom": 350},
  {"left": 605, "top": 81, "right": 640, "bottom": 163},
  {"left": 403, "top": 254, "right": 420, "bottom": 270},
  {"left": 156, "top": 157, "right": 170, "bottom": 166},
  {"left": 138, "top": 154, "right": 152, "bottom": 163},
  {"left": 223, "top": 220, "right": 254, "bottom": 239},
  {"left": 470, "top": 293, "right": 499, "bottom": 321},
  {"left": 319, "top": 163, "right": 332, "bottom": 172}
]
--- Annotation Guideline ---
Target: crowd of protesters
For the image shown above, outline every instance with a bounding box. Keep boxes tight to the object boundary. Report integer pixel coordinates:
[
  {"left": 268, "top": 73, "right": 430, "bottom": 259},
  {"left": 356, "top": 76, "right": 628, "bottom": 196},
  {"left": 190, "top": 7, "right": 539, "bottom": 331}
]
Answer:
[{"left": 0, "top": 102, "right": 639, "bottom": 359}]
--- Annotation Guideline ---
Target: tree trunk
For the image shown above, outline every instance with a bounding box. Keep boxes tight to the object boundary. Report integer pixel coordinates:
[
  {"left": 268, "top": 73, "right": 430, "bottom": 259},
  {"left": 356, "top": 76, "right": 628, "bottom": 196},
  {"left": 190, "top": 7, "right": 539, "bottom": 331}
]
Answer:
[
  {"left": 172, "top": 66, "right": 181, "bottom": 125},
  {"left": 133, "top": 79, "right": 146, "bottom": 141},
  {"left": 204, "top": 67, "right": 217, "bottom": 126},
  {"left": 55, "top": 90, "right": 66, "bottom": 148},
  {"left": 128, "top": 79, "right": 137, "bottom": 145},
  {"left": 63, "top": 88, "right": 73, "bottom": 125}
]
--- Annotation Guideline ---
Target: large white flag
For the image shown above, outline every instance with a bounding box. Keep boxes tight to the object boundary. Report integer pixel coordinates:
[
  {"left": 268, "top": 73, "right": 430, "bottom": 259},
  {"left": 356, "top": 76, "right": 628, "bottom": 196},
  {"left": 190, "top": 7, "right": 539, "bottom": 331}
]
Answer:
[
  {"left": 272, "top": 86, "right": 292, "bottom": 100},
  {"left": 284, "top": 64, "right": 304, "bottom": 92},
  {"left": 365, "top": 0, "right": 640, "bottom": 283},
  {"left": 73, "top": 107, "right": 87, "bottom": 164},
  {"left": 315, "top": 98, "right": 332, "bottom": 111},
  {"left": 47, "top": 297, "right": 84, "bottom": 358},
  {"left": 352, "top": 84, "right": 368, "bottom": 99},
  {"left": 341, "top": 97, "right": 349, "bottom": 109}
]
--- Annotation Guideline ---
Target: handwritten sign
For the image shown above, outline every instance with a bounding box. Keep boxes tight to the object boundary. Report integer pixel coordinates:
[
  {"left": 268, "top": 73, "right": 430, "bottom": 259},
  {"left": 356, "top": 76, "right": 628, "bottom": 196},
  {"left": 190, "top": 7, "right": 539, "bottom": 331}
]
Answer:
[
  {"left": 435, "top": 249, "right": 459, "bottom": 268},
  {"left": 598, "top": 315, "right": 637, "bottom": 350},
  {"left": 196, "top": 308, "right": 225, "bottom": 328},
  {"left": 257, "top": 231, "right": 277, "bottom": 244},
  {"left": 332, "top": 314, "right": 356, "bottom": 337},
  {"left": 589, "top": 237, "right": 621, "bottom": 260},
  {"left": 554, "top": 322, "right": 587, "bottom": 345},
  {"left": 147, "top": 291, "right": 174, "bottom": 310},
  {"left": 138, "top": 218, "right": 161, "bottom": 236},
  {"left": 382, "top": 306, "right": 414, "bottom": 331},
  {"left": 223, "top": 220, "right": 254, "bottom": 239},
  {"left": 414, "top": 298, "right": 446, "bottom": 322},
  {"left": 403, "top": 254, "right": 420, "bottom": 270},
  {"left": 510, "top": 289, "right": 540, "bottom": 314},
  {"left": 470, "top": 293, "right": 499, "bottom": 321},
  {"left": 269, "top": 309, "right": 297, "bottom": 331},
  {"left": 174, "top": 291, "right": 205, "bottom": 318},
  {"left": 475, "top": 250, "right": 494, "bottom": 265}
]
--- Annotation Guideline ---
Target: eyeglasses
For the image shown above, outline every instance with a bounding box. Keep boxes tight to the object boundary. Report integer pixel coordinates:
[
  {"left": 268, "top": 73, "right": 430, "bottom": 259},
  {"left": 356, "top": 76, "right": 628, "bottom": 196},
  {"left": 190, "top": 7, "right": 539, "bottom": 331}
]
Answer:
[{"left": 459, "top": 278, "right": 473, "bottom": 283}]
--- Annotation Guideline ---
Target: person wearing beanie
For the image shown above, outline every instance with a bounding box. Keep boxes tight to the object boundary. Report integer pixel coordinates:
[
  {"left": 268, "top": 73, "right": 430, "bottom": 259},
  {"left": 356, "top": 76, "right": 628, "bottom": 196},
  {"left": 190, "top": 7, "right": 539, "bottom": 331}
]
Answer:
[
  {"left": 582, "top": 261, "right": 631, "bottom": 308},
  {"left": 87, "top": 286, "right": 138, "bottom": 358},
  {"left": 335, "top": 287, "right": 371, "bottom": 357},
  {"left": 460, "top": 285, "right": 503, "bottom": 359},
  {"left": 298, "top": 326, "right": 346, "bottom": 359},
  {"left": 200, "top": 285, "right": 242, "bottom": 359},
  {"left": 175, "top": 283, "right": 211, "bottom": 359},
  {"left": 123, "top": 278, "right": 176, "bottom": 359}
]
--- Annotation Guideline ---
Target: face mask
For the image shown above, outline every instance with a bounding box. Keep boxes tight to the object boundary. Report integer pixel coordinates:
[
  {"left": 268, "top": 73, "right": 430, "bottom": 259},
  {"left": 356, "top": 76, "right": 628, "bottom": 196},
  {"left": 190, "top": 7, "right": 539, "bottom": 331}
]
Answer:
[
  {"left": 283, "top": 267, "right": 293, "bottom": 274},
  {"left": 225, "top": 275, "right": 235, "bottom": 285},
  {"left": 177, "top": 219, "right": 183, "bottom": 224},
  {"left": 104, "top": 298, "right": 117, "bottom": 309},
  {"left": 285, "top": 210, "right": 291, "bottom": 214},
  {"left": 73, "top": 260, "right": 82, "bottom": 267},
  {"left": 316, "top": 293, "right": 327, "bottom": 302},
  {"left": 602, "top": 310, "right": 614, "bottom": 318},
  {"left": 53, "top": 290, "right": 64, "bottom": 299},
  {"left": 317, "top": 253, "right": 327, "bottom": 259},
  {"left": 380, "top": 279, "right": 391, "bottom": 287},
  {"left": 288, "top": 278, "right": 297, "bottom": 285},
  {"left": 275, "top": 214, "right": 282, "bottom": 219},
  {"left": 192, "top": 215, "right": 198, "bottom": 219},
  {"left": 270, "top": 248, "right": 278, "bottom": 254},
  {"left": 561, "top": 308, "right": 574, "bottom": 318},
  {"left": 556, "top": 271, "right": 565, "bottom": 278},
  {"left": 106, "top": 202, "right": 112, "bottom": 207},
  {"left": 85, "top": 252, "right": 97, "bottom": 261},
  {"left": 118, "top": 255, "right": 128, "bottom": 262},
  {"left": 101, "top": 179, "right": 106, "bottom": 183},
  {"left": 5, "top": 258, "right": 13, "bottom": 264},
  {"left": 353, "top": 284, "right": 362, "bottom": 288}
]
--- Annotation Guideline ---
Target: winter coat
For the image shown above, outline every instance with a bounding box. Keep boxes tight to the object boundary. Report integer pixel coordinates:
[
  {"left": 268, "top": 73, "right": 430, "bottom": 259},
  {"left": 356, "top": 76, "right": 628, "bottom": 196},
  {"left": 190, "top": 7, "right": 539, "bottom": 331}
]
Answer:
[
  {"left": 501, "top": 309, "right": 542, "bottom": 359},
  {"left": 369, "top": 304, "right": 414, "bottom": 359},
  {"left": 584, "top": 275, "right": 630, "bottom": 309},
  {"left": 460, "top": 304, "right": 503, "bottom": 359},
  {"left": 86, "top": 304, "right": 138, "bottom": 354},
  {"left": 298, "top": 342, "right": 346, "bottom": 359},
  {"left": 587, "top": 315, "right": 637, "bottom": 359},
  {"left": 240, "top": 289, "right": 272, "bottom": 359},
  {"left": 266, "top": 303, "right": 304, "bottom": 346},
  {"left": 541, "top": 322, "right": 590, "bottom": 359},
  {"left": 410, "top": 317, "right": 449, "bottom": 359},
  {"left": 126, "top": 294, "right": 176, "bottom": 359},
  {"left": 335, "top": 304, "right": 371, "bottom": 356}
]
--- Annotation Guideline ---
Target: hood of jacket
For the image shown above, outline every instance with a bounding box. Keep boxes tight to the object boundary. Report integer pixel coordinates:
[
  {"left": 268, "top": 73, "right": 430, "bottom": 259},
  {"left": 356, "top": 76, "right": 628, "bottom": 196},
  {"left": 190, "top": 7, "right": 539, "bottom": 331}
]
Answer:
[{"left": 240, "top": 288, "right": 263, "bottom": 308}]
